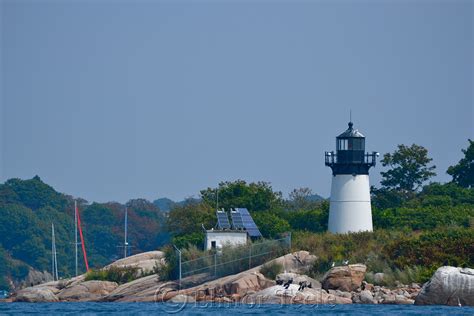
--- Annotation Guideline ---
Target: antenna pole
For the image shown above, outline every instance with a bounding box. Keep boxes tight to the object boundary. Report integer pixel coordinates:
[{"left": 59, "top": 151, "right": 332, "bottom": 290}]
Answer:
[
  {"left": 350, "top": 109, "right": 352, "bottom": 122},
  {"left": 124, "top": 207, "right": 128, "bottom": 258},
  {"left": 51, "top": 223, "right": 54, "bottom": 280},
  {"left": 74, "top": 200, "right": 78, "bottom": 277}
]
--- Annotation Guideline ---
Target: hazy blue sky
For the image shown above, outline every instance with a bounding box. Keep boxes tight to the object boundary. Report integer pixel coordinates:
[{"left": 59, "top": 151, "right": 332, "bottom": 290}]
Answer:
[{"left": 1, "top": 0, "right": 473, "bottom": 203}]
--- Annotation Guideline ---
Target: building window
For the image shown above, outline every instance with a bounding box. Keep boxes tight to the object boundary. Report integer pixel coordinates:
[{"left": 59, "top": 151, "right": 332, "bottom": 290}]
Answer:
[{"left": 211, "top": 241, "right": 216, "bottom": 249}]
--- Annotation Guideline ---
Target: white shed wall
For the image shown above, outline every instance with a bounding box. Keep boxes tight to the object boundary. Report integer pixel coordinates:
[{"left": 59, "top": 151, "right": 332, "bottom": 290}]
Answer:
[{"left": 205, "top": 231, "right": 248, "bottom": 250}]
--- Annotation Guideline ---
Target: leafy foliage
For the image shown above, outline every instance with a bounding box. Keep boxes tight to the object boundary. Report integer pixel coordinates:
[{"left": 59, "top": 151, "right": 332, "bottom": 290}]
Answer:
[
  {"left": 156, "top": 245, "right": 179, "bottom": 281},
  {"left": 85, "top": 266, "right": 140, "bottom": 284},
  {"left": 0, "top": 176, "right": 169, "bottom": 289},
  {"left": 286, "top": 187, "right": 324, "bottom": 211},
  {"left": 373, "top": 205, "right": 473, "bottom": 231},
  {"left": 380, "top": 144, "right": 436, "bottom": 192},
  {"left": 371, "top": 186, "right": 413, "bottom": 209},
  {"left": 2, "top": 139, "right": 474, "bottom": 290},
  {"left": 3, "top": 176, "right": 69, "bottom": 210},
  {"left": 283, "top": 201, "right": 329, "bottom": 233},
  {"left": 447, "top": 139, "right": 474, "bottom": 188},
  {"left": 166, "top": 200, "right": 214, "bottom": 237},
  {"left": 172, "top": 232, "right": 205, "bottom": 249},
  {"left": 296, "top": 228, "right": 473, "bottom": 284},
  {"left": 385, "top": 228, "right": 474, "bottom": 269},
  {"left": 200, "top": 180, "right": 283, "bottom": 212},
  {"left": 252, "top": 211, "right": 291, "bottom": 238},
  {"left": 419, "top": 182, "right": 474, "bottom": 205}
]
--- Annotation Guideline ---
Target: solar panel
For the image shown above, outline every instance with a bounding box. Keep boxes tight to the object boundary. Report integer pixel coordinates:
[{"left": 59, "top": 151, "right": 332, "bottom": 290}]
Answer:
[
  {"left": 234, "top": 208, "right": 262, "bottom": 238},
  {"left": 230, "top": 209, "right": 244, "bottom": 229},
  {"left": 216, "top": 210, "right": 231, "bottom": 229}
]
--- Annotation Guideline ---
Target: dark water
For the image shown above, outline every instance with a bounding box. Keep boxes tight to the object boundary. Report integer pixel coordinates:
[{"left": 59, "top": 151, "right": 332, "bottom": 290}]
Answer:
[{"left": 1, "top": 303, "right": 473, "bottom": 315}]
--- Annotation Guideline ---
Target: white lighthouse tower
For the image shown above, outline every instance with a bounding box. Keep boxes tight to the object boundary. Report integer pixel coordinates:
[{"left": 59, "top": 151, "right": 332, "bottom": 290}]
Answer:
[{"left": 325, "top": 121, "right": 378, "bottom": 234}]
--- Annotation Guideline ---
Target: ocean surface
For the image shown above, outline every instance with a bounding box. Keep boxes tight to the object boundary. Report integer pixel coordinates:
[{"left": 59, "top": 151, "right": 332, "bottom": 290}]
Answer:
[{"left": 1, "top": 303, "right": 473, "bottom": 315}]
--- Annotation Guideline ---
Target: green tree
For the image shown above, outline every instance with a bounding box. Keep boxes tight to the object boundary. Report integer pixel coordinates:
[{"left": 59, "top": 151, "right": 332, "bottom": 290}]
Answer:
[
  {"left": 125, "top": 199, "right": 169, "bottom": 251},
  {"left": 370, "top": 186, "right": 410, "bottom": 209},
  {"left": 200, "top": 180, "right": 283, "bottom": 212},
  {"left": 420, "top": 182, "right": 474, "bottom": 205},
  {"left": 0, "top": 176, "right": 175, "bottom": 278},
  {"left": 252, "top": 212, "right": 290, "bottom": 238},
  {"left": 4, "top": 176, "right": 69, "bottom": 210},
  {"left": 380, "top": 144, "right": 436, "bottom": 192},
  {"left": 167, "top": 201, "right": 214, "bottom": 237},
  {"left": 287, "top": 187, "right": 324, "bottom": 211},
  {"left": 447, "top": 139, "right": 474, "bottom": 188},
  {"left": 285, "top": 207, "right": 329, "bottom": 233},
  {"left": 172, "top": 232, "right": 205, "bottom": 249}
]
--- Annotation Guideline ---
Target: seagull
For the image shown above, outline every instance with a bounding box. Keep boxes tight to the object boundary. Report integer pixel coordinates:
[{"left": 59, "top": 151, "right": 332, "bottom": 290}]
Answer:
[
  {"left": 342, "top": 259, "right": 349, "bottom": 265},
  {"left": 458, "top": 298, "right": 462, "bottom": 307},
  {"left": 331, "top": 262, "right": 335, "bottom": 268}
]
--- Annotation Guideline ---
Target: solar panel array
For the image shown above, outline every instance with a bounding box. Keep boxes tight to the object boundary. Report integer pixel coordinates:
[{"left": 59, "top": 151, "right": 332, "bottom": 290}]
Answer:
[
  {"left": 234, "top": 208, "right": 263, "bottom": 238},
  {"left": 230, "top": 210, "right": 244, "bottom": 229},
  {"left": 216, "top": 210, "right": 231, "bottom": 229}
]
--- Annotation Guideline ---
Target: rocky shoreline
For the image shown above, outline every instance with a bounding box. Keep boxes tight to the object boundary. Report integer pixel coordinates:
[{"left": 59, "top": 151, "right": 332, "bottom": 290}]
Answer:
[{"left": 6, "top": 251, "right": 474, "bottom": 307}]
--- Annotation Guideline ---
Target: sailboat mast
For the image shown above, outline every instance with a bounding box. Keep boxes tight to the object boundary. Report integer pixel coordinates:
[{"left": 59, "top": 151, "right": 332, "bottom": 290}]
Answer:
[
  {"left": 74, "top": 200, "right": 78, "bottom": 276},
  {"left": 51, "top": 223, "right": 55, "bottom": 280},
  {"left": 52, "top": 223, "right": 58, "bottom": 281},
  {"left": 124, "top": 207, "right": 128, "bottom": 258}
]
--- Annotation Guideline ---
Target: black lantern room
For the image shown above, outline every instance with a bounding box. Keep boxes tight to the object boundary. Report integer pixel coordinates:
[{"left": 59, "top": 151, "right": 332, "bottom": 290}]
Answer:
[{"left": 325, "top": 122, "right": 378, "bottom": 175}]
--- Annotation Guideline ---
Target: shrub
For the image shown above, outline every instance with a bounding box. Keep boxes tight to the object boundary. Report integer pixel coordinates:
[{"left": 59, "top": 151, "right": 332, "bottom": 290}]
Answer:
[
  {"left": 172, "top": 232, "right": 205, "bottom": 250},
  {"left": 385, "top": 227, "right": 474, "bottom": 270},
  {"left": 373, "top": 205, "right": 473, "bottom": 230},
  {"left": 85, "top": 266, "right": 140, "bottom": 284},
  {"left": 294, "top": 227, "right": 474, "bottom": 285},
  {"left": 285, "top": 208, "right": 328, "bottom": 233},
  {"left": 260, "top": 261, "right": 283, "bottom": 280}
]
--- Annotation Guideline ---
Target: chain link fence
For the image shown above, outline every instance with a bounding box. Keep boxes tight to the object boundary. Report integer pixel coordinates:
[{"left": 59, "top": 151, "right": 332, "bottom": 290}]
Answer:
[{"left": 175, "top": 234, "right": 291, "bottom": 286}]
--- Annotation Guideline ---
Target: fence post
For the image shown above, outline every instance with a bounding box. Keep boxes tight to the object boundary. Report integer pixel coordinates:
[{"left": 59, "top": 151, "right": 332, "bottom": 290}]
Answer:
[
  {"left": 249, "top": 245, "right": 252, "bottom": 269},
  {"left": 214, "top": 252, "right": 217, "bottom": 276},
  {"left": 173, "top": 245, "right": 182, "bottom": 290}
]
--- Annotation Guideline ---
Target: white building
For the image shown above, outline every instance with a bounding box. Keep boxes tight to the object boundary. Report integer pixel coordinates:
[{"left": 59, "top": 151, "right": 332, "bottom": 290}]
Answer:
[
  {"left": 325, "top": 121, "right": 378, "bottom": 234},
  {"left": 204, "top": 229, "right": 247, "bottom": 250},
  {"left": 204, "top": 208, "right": 261, "bottom": 250}
]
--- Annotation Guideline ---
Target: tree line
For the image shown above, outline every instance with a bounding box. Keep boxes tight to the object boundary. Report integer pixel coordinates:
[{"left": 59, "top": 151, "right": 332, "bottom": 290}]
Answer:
[
  {"left": 0, "top": 139, "right": 472, "bottom": 289},
  {"left": 168, "top": 140, "right": 474, "bottom": 247}
]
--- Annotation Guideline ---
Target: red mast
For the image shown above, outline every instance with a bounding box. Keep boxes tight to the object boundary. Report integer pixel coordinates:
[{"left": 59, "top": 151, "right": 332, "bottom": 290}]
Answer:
[{"left": 75, "top": 203, "right": 90, "bottom": 271}]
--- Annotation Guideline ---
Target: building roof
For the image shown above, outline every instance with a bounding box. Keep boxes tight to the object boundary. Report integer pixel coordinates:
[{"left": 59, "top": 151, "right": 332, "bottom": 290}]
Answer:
[{"left": 337, "top": 122, "right": 365, "bottom": 138}]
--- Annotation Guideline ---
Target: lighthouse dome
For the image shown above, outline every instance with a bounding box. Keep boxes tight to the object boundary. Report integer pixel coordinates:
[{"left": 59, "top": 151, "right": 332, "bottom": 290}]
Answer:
[{"left": 337, "top": 122, "right": 365, "bottom": 138}]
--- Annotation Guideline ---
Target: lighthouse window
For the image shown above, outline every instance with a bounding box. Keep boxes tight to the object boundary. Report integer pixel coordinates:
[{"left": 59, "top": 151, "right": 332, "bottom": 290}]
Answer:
[
  {"left": 338, "top": 139, "right": 348, "bottom": 150},
  {"left": 351, "top": 138, "right": 364, "bottom": 150}
]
